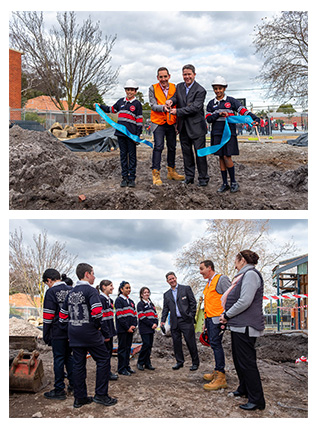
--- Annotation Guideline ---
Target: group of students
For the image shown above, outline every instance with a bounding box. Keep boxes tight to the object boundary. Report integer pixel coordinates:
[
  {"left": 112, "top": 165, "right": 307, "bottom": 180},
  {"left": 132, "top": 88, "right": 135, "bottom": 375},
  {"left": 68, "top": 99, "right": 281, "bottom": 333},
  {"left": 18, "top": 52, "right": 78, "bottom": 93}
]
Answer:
[
  {"left": 42, "top": 263, "right": 158, "bottom": 409},
  {"left": 95, "top": 64, "right": 260, "bottom": 192}
]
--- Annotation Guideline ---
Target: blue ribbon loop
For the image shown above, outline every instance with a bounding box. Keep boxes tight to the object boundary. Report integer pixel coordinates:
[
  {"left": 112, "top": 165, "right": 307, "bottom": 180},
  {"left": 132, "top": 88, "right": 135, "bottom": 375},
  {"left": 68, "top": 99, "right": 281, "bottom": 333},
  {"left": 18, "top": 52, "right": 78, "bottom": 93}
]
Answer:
[
  {"left": 95, "top": 104, "right": 153, "bottom": 148},
  {"left": 197, "top": 115, "right": 254, "bottom": 157}
]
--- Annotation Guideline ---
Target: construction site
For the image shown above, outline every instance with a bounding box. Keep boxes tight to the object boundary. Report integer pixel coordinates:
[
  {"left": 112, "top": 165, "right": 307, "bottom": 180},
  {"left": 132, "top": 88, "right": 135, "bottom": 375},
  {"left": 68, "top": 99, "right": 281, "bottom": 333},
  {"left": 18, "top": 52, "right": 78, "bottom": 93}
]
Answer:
[
  {"left": 9, "top": 254, "right": 308, "bottom": 418},
  {"left": 9, "top": 123, "right": 307, "bottom": 211}
]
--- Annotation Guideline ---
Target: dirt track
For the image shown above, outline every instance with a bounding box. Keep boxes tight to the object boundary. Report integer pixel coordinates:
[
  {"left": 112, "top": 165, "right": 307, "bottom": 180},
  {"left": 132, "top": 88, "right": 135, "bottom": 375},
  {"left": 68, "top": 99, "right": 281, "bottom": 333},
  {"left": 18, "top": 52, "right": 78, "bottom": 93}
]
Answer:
[
  {"left": 9, "top": 126, "right": 307, "bottom": 210},
  {"left": 9, "top": 330, "right": 308, "bottom": 418}
]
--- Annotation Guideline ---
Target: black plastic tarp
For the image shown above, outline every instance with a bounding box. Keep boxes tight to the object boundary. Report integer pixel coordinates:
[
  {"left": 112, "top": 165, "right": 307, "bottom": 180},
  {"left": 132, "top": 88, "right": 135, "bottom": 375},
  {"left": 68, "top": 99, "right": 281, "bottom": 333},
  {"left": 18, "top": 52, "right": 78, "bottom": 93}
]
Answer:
[
  {"left": 61, "top": 128, "right": 118, "bottom": 152},
  {"left": 287, "top": 133, "right": 308, "bottom": 147},
  {"left": 9, "top": 120, "right": 46, "bottom": 131}
]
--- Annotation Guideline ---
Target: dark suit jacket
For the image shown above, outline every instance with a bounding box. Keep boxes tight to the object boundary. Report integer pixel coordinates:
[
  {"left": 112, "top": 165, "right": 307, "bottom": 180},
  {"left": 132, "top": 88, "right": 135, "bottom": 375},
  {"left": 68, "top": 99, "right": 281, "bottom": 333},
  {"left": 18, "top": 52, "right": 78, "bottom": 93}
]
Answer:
[
  {"left": 161, "top": 284, "right": 197, "bottom": 329},
  {"left": 169, "top": 81, "right": 207, "bottom": 140}
]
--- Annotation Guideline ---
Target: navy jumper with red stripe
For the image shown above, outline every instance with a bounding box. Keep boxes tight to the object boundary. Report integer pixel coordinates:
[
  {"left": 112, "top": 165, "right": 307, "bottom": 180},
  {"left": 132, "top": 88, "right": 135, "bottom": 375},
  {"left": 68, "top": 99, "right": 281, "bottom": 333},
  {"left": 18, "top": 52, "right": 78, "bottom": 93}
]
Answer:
[
  {"left": 43, "top": 281, "right": 73, "bottom": 344},
  {"left": 137, "top": 299, "right": 158, "bottom": 368},
  {"left": 43, "top": 281, "right": 73, "bottom": 392},
  {"left": 115, "top": 295, "right": 137, "bottom": 373},
  {"left": 137, "top": 300, "right": 158, "bottom": 335},
  {"left": 100, "top": 98, "right": 143, "bottom": 182},
  {"left": 206, "top": 95, "right": 259, "bottom": 157},
  {"left": 59, "top": 281, "right": 111, "bottom": 400}
]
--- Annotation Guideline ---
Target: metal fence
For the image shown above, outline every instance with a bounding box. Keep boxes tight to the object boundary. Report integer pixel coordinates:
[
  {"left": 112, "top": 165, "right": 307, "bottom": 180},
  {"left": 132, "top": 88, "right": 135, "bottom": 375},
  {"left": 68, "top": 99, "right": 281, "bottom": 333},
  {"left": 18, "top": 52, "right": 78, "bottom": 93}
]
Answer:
[
  {"left": 9, "top": 305, "right": 41, "bottom": 319},
  {"left": 9, "top": 106, "right": 308, "bottom": 134}
]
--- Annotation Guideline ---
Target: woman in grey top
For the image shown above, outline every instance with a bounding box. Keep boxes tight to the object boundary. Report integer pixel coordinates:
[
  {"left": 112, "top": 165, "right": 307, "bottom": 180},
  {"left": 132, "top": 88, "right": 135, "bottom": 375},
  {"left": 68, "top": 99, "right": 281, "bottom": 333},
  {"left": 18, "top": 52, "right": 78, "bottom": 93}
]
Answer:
[{"left": 220, "top": 250, "right": 266, "bottom": 411}]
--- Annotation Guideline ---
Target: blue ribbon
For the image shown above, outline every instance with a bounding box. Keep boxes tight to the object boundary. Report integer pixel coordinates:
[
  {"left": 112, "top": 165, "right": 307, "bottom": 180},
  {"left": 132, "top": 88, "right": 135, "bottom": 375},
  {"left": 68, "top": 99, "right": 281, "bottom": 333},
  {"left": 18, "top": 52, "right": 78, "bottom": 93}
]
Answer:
[
  {"left": 197, "top": 115, "right": 254, "bottom": 157},
  {"left": 95, "top": 104, "right": 153, "bottom": 148}
]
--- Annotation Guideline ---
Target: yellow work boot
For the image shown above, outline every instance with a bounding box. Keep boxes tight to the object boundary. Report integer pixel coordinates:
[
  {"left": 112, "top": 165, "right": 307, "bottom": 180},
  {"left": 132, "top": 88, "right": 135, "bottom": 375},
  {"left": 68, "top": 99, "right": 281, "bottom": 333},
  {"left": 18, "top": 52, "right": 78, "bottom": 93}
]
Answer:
[
  {"left": 167, "top": 166, "right": 185, "bottom": 181},
  {"left": 152, "top": 169, "right": 162, "bottom": 186},
  {"left": 203, "top": 371, "right": 228, "bottom": 391},
  {"left": 203, "top": 370, "right": 218, "bottom": 382}
]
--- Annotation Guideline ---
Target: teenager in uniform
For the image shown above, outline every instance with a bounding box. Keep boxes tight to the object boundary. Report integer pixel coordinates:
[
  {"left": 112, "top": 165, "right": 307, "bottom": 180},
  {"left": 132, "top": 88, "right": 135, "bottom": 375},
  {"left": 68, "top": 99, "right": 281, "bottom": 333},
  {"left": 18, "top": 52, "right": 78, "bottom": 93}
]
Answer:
[
  {"left": 206, "top": 76, "right": 260, "bottom": 193},
  {"left": 42, "top": 268, "right": 74, "bottom": 400},
  {"left": 149, "top": 67, "right": 184, "bottom": 185},
  {"left": 96, "top": 280, "right": 118, "bottom": 380},
  {"left": 59, "top": 263, "right": 117, "bottom": 408},
  {"left": 95, "top": 79, "right": 143, "bottom": 188},
  {"left": 137, "top": 287, "right": 158, "bottom": 370},
  {"left": 114, "top": 281, "right": 137, "bottom": 375}
]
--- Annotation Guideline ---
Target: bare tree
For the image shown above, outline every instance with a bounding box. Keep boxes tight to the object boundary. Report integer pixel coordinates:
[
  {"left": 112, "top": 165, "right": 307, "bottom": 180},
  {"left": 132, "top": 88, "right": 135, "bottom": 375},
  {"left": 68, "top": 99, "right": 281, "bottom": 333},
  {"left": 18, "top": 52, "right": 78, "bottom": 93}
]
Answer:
[
  {"left": 252, "top": 11, "right": 308, "bottom": 104},
  {"left": 10, "top": 11, "right": 119, "bottom": 121},
  {"left": 9, "top": 228, "right": 77, "bottom": 314},
  {"left": 175, "top": 219, "right": 297, "bottom": 295}
]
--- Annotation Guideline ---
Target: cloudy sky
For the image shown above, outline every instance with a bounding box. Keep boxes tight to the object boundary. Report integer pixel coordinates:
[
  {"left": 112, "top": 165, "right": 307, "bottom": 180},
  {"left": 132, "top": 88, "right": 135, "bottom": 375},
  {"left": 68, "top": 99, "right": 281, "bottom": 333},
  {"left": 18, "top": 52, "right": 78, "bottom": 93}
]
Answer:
[
  {"left": 11, "top": 5, "right": 305, "bottom": 110},
  {"left": 9, "top": 218, "right": 308, "bottom": 306}
]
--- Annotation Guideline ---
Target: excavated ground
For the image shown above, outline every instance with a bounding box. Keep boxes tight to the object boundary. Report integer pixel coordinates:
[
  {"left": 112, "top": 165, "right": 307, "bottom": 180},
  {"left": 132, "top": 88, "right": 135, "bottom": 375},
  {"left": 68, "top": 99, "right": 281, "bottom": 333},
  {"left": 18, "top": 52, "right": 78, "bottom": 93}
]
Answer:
[
  {"left": 9, "top": 328, "right": 308, "bottom": 419},
  {"left": 9, "top": 126, "right": 307, "bottom": 210}
]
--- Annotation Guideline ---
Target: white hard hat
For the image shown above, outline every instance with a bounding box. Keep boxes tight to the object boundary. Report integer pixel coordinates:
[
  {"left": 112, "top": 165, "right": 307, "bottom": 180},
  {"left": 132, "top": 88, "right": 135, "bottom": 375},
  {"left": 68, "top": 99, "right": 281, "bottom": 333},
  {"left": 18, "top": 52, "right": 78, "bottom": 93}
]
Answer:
[
  {"left": 211, "top": 76, "right": 228, "bottom": 87},
  {"left": 124, "top": 79, "right": 139, "bottom": 89}
]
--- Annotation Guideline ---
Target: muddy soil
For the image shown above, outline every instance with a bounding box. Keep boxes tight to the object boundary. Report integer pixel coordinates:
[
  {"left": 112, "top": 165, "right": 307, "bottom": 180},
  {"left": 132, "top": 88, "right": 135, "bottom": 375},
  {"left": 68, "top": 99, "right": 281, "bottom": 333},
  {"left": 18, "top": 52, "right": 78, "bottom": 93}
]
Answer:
[
  {"left": 9, "top": 330, "right": 308, "bottom": 418},
  {"left": 9, "top": 126, "right": 308, "bottom": 210}
]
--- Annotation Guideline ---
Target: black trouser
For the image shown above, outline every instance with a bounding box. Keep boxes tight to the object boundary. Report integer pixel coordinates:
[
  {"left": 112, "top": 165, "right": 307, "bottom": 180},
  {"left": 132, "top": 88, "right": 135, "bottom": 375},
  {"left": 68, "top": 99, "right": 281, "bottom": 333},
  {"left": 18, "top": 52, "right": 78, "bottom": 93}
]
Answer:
[
  {"left": 179, "top": 126, "right": 209, "bottom": 184},
  {"left": 105, "top": 337, "right": 114, "bottom": 374},
  {"left": 171, "top": 318, "right": 199, "bottom": 365},
  {"left": 72, "top": 344, "right": 110, "bottom": 399},
  {"left": 51, "top": 338, "right": 74, "bottom": 391},
  {"left": 117, "top": 332, "right": 133, "bottom": 372},
  {"left": 152, "top": 123, "right": 177, "bottom": 170},
  {"left": 138, "top": 333, "right": 154, "bottom": 366},
  {"left": 231, "top": 329, "right": 265, "bottom": 406},
  {"left": 117, "top": 135, "right": 137, "bottom": 181}
]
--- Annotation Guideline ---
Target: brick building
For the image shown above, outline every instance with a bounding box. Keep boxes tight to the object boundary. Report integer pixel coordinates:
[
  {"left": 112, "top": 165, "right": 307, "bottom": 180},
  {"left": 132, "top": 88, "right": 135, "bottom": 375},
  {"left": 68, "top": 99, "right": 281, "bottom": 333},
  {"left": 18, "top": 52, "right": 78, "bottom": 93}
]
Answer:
[{"left": 9, "top": 48, "right": 23, "bottom": 120}]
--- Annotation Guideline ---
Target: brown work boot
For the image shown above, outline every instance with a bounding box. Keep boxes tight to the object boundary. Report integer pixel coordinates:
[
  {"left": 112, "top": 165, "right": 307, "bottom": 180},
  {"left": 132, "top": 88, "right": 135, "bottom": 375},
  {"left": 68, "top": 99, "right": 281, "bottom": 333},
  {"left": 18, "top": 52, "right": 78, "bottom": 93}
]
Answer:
[
  {"left": 203, "top": 370, "right": 218, "bottom": 382},
  {"left": 167, "top": 166, "right": 185, "bottom": 181},
  {"left": 152, "top": 169, "right": 162, "bottom": 186},
  {"left": 203, "top": 371, "right": 228, "bottom": 390}
]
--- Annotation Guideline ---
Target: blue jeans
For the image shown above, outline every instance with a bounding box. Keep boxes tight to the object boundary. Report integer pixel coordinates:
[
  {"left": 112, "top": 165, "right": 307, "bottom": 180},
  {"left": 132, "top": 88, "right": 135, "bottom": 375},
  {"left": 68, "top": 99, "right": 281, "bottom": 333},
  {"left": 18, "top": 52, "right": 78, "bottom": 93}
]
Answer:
[
  {"left": 51, "top": 338, "right": 74, "bottom": 391},
  {"left": 152, "top": 123, "right": 177, "bottom": 170},
  {"left": 206, "top": 318, "right": 225, "bottom": 372}
]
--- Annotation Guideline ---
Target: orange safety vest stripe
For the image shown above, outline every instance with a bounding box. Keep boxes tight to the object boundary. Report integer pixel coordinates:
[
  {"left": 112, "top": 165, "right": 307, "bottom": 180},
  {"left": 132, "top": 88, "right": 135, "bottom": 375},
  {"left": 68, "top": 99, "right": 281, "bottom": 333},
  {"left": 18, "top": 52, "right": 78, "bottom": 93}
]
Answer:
[
  {"left": 150, "top": 83, "right": 177, "bottom": 125},
  {"left": 203, "top": 274, "right": 225, "bottom": 318}
]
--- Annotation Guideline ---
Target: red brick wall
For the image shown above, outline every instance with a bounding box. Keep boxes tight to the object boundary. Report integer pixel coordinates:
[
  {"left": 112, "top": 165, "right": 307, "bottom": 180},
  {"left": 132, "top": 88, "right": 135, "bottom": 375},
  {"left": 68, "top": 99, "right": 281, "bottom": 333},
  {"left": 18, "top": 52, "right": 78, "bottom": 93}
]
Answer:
[{"left": 9, "top": 49, "right": 22, "bottom": 120}]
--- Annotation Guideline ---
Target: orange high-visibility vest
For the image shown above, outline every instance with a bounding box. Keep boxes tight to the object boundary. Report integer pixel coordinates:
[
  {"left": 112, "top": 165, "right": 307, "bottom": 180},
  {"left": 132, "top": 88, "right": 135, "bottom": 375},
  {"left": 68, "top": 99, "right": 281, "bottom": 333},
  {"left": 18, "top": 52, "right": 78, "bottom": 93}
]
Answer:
[
  {"left": 203, "top": 274, "right": 225, "bottom": 318},
  {"left": 150, "top": 83, "right": 177, "bottom": 125}
]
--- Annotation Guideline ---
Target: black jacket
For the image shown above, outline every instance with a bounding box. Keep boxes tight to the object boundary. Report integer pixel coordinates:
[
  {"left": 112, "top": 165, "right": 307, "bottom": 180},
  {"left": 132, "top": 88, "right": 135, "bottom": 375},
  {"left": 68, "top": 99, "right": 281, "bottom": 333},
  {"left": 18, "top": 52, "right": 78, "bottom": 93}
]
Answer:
[
  {"left": 161, "top": 284, "right": 197, "bottom": 329},
  {"left": 169, "top": 81, "right": 207, "bottom": 139}
]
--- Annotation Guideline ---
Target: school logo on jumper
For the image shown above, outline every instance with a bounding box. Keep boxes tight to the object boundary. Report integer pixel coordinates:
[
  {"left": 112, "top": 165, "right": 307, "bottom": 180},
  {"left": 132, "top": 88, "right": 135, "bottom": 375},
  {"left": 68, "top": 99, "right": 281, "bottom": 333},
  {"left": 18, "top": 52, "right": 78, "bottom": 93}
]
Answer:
[
  {"left": 224, "top": 102, "right": 231, "bottom": 108},
  {"left": 130, "top": 105, "right": 136, "bottom": 112}
]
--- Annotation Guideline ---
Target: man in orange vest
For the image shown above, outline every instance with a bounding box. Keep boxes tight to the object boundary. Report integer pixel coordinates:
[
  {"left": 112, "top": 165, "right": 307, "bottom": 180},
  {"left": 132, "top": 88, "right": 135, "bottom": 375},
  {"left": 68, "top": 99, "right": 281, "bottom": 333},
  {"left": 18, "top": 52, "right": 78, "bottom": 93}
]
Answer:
[
  {"left": 199, "top": 260, "right": 231, "bottom": 390},
  {"left": 148, "top": 67, "right": 185, "bottom": 185}
]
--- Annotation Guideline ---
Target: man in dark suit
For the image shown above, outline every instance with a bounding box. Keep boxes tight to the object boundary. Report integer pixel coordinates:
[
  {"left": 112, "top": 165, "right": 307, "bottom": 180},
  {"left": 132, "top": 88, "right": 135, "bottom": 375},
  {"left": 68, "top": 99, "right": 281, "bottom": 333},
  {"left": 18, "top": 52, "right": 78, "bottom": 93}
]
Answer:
[
  {"left": 160, "top": 271, "right": 199, "bottom": 371},
  {"left": 165, "top": 64, "right": 209, "bottom": 186}
]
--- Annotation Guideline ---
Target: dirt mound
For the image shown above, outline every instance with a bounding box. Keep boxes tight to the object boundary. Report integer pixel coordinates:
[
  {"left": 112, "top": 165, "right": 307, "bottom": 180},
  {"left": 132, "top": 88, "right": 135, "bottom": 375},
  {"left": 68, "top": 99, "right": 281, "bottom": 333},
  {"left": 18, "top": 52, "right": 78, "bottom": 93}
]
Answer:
[
  {"left": 9, "top": 126, "right": 308, "bottom": 210},
  {"left": 9, "top": 330, "right": 308, "bottom": 418}
]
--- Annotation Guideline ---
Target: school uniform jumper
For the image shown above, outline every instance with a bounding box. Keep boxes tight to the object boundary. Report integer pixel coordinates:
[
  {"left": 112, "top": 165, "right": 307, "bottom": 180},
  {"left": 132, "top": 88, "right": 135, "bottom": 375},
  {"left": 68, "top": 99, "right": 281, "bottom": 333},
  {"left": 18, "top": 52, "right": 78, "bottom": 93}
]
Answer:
[
  {"left": 137, "top": 299, "right": 158, "bottom": 367},
  {"left": 59, "top": 281, "right": 111, "bottom": 400},
  {"left": 206, "top": 95, "right": 260, "bottom": 157},
  {"left": 43, "top": 281, "right": 74, "bottom": 392},
  {"left": 100, "top": 98, "right": 143, "bottom": 182},
  {"left": 114, "top": 295, "right": 137, "bottom": 373}
]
